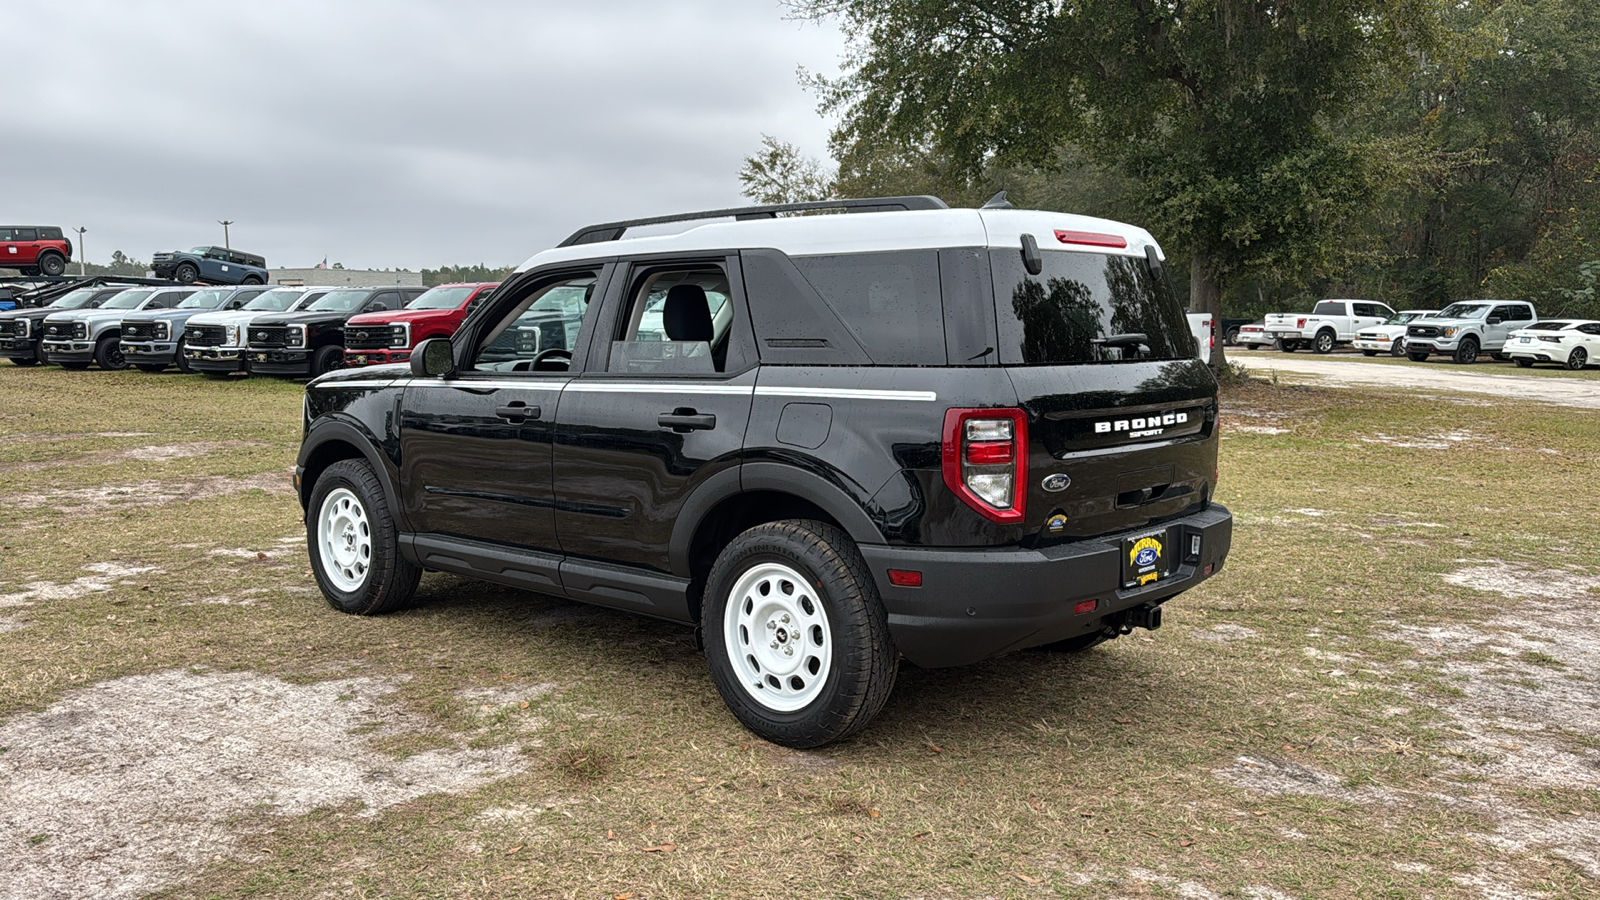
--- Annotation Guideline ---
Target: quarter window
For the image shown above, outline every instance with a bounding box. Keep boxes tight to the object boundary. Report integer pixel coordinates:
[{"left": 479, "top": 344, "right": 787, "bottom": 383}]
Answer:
[{"left": 790, "top": 252, "right": 945, "bottom": 365}]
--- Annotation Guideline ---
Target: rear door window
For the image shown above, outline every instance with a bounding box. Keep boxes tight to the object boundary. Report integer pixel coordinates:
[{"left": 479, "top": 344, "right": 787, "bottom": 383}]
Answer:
[
  {"left": 990, "top": 249, "right": 1193, "bottom": 364},
  {"left": 789, "top": 251, "right": 945, "bottom": 365}
]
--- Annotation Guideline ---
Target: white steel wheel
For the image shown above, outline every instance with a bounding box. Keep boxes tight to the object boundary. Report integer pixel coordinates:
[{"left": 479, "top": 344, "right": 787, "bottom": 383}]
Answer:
[
  {"left": 723, "top": 561, "right": 834, "bottom": 713},
  {"left": 317, "top": 487, "right": 372, "bottom": 592}
]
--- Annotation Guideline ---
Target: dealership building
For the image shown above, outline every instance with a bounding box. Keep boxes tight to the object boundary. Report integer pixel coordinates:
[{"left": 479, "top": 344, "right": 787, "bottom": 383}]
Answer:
[{"left": 268, "top": 268, "right": 423, "bottom": 287}]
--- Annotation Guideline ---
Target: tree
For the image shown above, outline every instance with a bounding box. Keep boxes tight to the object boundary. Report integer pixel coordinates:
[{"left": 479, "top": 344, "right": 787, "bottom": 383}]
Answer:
[
  {"left": 792, "top": 0, "right": 1439, "bottom": 367},
  {"left": 738, "top": 134, "right": 835, "bottom": 204},
  {"left": 421, "top": 264, "right": 517, "bottom": 287}
]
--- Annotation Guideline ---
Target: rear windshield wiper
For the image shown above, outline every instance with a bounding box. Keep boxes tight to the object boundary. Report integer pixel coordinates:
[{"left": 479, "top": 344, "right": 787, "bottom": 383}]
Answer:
[{"left": 1092, "top": 333, "right": 1149, "bottom": 348}]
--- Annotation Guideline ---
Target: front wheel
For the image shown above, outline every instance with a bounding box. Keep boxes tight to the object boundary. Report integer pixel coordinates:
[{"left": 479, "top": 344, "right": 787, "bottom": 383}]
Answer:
[
  {"left": 134, "top": 363, "right": 167, "bottom": 373},
  {"left": 94, "top": 336, "right": 128, "bottom": 370},
  {"left": 311, "top": 345, "right": 344, "bottom": 378},
  {"left": 1390, "top": 338, "right": 1407, "bottom": 357},
  {"left": 1567, "top": 347, "right": 1589, "bottom": 370},
  {"left": 174, "top": 262, "right": 199, "bottom": 284},
  {"left": 1361, "top": 349, "right": 1377, "bottom": 357},
  {"left": 307, "top": 459, "right": 419, "bottom": 615},
  {"left": 703, "top": 520, "right": 897, "bottom": 748},
  {"left": 1453, "top": 338, "right": 1479, "bottom": 364},
  {"left": 174, "top": 338, "right": 193, "bottom": 374},
  {"left": 10, "top": 356, "right": 39, "bottom": 367},
  {"left": 241, "top": 275, "right": 263, "bottom": 285},
  {"left": 1408, "top": 352, "right": 1430, "bottom": 363},
  {"left": 200, "top": 370, "right": 232, "bottom": 380},
  {"left": 1313, "top": 330, "right": 1336, "bottom": 354}
]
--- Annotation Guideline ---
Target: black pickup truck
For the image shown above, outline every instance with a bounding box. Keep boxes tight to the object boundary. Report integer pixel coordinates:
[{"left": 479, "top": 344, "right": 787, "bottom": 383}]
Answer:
[{"left": 247, "top": 286, "right": 424, "bottom": 377}]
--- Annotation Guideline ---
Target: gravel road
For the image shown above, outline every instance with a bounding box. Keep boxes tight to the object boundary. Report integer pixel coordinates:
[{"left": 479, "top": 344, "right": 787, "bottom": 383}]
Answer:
[{"left": 1233, "top": 352, "right": 1600, "bottom": 409}]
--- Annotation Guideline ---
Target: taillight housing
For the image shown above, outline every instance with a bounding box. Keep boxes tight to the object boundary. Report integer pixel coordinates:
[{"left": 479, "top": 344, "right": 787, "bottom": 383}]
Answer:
[
  {"left": 942, "top": 408, "right": 1028, "bottom": 524},
  {"left": 1208, "top": 318, "right": 1216, "bottom": 349},
  {"left": 1296, "top": 318, "right": 1307, "bottom": 328}
]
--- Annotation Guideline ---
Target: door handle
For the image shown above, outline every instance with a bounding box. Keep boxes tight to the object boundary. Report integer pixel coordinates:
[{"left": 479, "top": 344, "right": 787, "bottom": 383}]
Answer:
[
  {"left": 658, "top": 411, "right": 717, "bottom": 432},
  {"left": 495, "top": 402, "right": 540, "bottom": 422}
]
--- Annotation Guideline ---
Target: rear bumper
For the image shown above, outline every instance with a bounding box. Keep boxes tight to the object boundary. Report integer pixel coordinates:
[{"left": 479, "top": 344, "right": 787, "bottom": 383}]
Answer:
[
  {"left": 860, "top": 504, "right": 1233, "bottom": 668},
  {"left": 1265, "top": 330, "right": 1304, "bottom": 341},
  {"left": 345, "top": 348, "right": 410, "bottom": 366},
  {"left": 248, "top": 348, "right": 311, "bottom": 375}
]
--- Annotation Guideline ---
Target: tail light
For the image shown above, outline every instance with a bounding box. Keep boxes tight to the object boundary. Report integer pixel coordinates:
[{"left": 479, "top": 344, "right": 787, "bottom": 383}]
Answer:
[
  {"left": 1538, "top": 336, "right": 1563, "bottom": 343},
  {"left": 1208, "top": 318, "right": 1216, "bottom": 349},
  {"left": 942, "top": 408, "right": 1028, "bottom": 524},
  {"left": 1296, "top": 318, "right": 1307, "bottom": 328}
]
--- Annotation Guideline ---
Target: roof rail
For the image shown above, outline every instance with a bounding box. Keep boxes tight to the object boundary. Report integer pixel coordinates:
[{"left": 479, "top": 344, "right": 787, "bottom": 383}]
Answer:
[{"left": 556, "top": 195, "right": 950, "bottom": 248}]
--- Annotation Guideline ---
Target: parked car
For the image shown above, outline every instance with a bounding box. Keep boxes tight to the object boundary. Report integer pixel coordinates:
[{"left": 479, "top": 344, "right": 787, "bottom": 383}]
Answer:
[
  {"left": 247, "top": 285, "right": 423, "bottom": 377},
  {"left": 1234, "top": 321, "right": 1269, "bottom": 349},
  {"left": 0, "top": 226, "right": 73, "bottom": 277},
  {"left": 151, "top": 246, "right": 269, "bottom": 286},
  {"left": 41, "top": 286, "right": 202, "bottom": 370},
  {"left": 1504, "top": 319, "right": 1600, "bottom": 370},
  {"left": 0, "top": 285, "right": 132, "bottom": 366},
  {"left": 342, "top": 282, "right": 497, "bottom": 367},
  {"left": 1186, "top": 312, "right": 1214, "bottom": 364},
  {"left": 119, "top": 285, "right": 271, "bottom": 373},
  {"left": 294, "top": 195, "right": 1233, "bottom": 748},
  {"left": 1217, "top": 317, "right": 1254, "bottom": 346},
  {"left": 1350, "top": 309, "right": 1440, "bottom": 357},
  {"left": 1264, "top": 299, "right": 1397, "bottom": 353},
  {"left": 182, "top": 286, "right": 334, "bottom": 379},
  {"left": 1405, "top": 300, "right": 1537, "bottom": 364}
]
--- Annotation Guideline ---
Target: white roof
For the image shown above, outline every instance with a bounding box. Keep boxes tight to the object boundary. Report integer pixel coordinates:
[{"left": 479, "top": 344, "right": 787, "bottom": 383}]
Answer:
[{"left": 516, "top": 208, "right": 1163, "bottom": 272}]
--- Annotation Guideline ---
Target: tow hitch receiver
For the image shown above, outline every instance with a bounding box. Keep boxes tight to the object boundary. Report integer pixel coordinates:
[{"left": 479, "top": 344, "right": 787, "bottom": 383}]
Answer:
[{"left": 1124, "top": 604, "right": 1163, "bottom": 632}]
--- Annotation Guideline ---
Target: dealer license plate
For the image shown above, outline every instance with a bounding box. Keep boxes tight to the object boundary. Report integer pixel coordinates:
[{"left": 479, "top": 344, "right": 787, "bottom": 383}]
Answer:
[
  {"left": 1520, "top": 336, "right": 1531, "bottom": 343},
  {"left": 1122, "top": 531, "right": 1169, "bottom": 588}
]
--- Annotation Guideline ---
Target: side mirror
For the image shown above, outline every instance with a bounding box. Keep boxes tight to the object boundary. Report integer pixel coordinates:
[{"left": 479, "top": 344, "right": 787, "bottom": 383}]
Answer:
[
  {"left": 412, "top": 337, "right": 456, "bottom": 378},
  {"left": 1487, "top": 317, "right": 1502, "bottom": 325}
]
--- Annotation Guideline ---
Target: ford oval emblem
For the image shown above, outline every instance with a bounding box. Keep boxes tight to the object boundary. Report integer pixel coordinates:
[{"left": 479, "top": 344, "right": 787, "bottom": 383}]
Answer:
[{"left": 1041, "top": 473, "right": 1071, "bottom": 492}]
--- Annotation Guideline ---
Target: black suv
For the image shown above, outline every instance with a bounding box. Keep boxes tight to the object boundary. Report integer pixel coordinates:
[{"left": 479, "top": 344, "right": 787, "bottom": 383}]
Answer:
[
  {"left": 294, "top": 197, "right": 1233, "bottom": 747},
  {"left": 247, "top": 286, "right": 424, "bottom": 377},
  {"left": 0, "top": 285, "right": 133, "bottom": 366}
]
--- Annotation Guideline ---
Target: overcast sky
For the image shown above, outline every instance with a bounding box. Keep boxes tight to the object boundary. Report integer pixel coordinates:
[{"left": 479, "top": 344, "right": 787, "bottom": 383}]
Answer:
[{"left": 2, "top": 0, "right": 846, "bottom": 271}]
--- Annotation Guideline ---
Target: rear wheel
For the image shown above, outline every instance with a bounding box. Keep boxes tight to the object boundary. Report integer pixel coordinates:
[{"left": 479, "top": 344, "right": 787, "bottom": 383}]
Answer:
[
  {"left": 307, "top": 459, "right": 419, "bottom": 615},
  {"left": 1224, "top": 326, "right": 1240, "bottom": 346},
  {"left": 94, "top": 336, "right": 128, "bottom": 370},
  {"left": 1313, "top": 330, "right": 1336, "bottom": 354},
  {"left": 1514, "top": 357, "right": 1534, "bottom": 368},
  {"left": 1276, "top": 339, "right": 1297, "bottom": 353},
  {"left": 38, "top": 253, "right": 66, "bottom": 277},
  {"left": 1567, "top": 347, "right": 1588, "bottom": 370},
  {"left": 703, "top": 520, "right": 897, "bottom": 748},
  {"left": 174, "top": 262, "right": 199, "bottom": 284},
  {"left": 1453, "top": 338, "right": 1479, "bottom": 364}
]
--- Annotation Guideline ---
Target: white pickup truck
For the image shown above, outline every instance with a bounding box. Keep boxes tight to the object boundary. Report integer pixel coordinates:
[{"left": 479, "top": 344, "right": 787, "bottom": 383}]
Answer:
[
  {"left": 1187, "top": 312, "right": 1213, "bottom": 364},
  {"left": 1263, "top": 299, "right": 1397, "bottom": 354}
]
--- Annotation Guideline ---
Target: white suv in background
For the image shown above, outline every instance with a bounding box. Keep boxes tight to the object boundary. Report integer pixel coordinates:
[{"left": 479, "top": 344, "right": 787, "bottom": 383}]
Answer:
[{"left": 1351, "top": 310, "right": 1439, "bottom": 357}]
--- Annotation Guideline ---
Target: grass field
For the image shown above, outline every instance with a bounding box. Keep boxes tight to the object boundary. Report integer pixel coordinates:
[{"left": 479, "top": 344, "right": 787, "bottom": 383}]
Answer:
[{"left": 1, "top": 365, "right": 1597, "bottom": 899}]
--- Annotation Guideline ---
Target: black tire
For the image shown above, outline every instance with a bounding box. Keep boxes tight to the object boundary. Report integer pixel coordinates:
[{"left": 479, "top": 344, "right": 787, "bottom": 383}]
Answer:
[
  {"left": 1313, "top": 330, "right": 1336, "bottom": 354},
  {"left": 311, "top": 344, "right": 344, "bottom": 378},
  {"left": 1276, "top": 339, "right": 1297, "bottom": 353},
  {"left": 38, "top": 252, "right": 66, "bottom": 277},
  {"left": 1567, "top": 347, "right": 1588, "bottom": 370},
  {"left": 174, "top": 262, "right": 199, "bottom": 284},
  {"left": 174, "top": 338, "right": 193, "bottom": 374},
  {"left": 306, "top": 459, "right": 420, "bottom": 616},
  {"left": 134, "top": 363, "right": 167, "bottom": 374},
  {"left": 59, "top": 361, "right": 90, "bottom": 370},
  {"left": 94, "top": 336, "right": 128, "bottom": 370},
  {"left": 1036, "top": 631, "right": 1110, "bottom": 653},
  {"left": 241, "top": 275, "right": 263, "bottom": 285},
  {"left": 1224, "top": 327, "right": 1240, "bottom": 346},
  {"left": 200, "top": 370, "right": 233, "bottom": 380},
  {"left": 10, "top": 356, "right": 39, "bottom": 367},
  {"left": 1453, "top": 338, "right": 1479, "bottom": 364},
  {"left": 1514, "top": 357, "right": 1534, "bottom": 368},
  {"left": 703, "top": 519, "right": 897, "bottom": 748},
  {"left": 1390, "top": 338, "right": 1407, "bottom": 357},
  {"left": 1408, "top": 352, "right": 1430, "bottom": 363},
  {"left": 35, "top": 342, "right": 48, "bottom": 365},
  {"left": 1361, "top": 349, "right": 1377, "bottom": 357}
]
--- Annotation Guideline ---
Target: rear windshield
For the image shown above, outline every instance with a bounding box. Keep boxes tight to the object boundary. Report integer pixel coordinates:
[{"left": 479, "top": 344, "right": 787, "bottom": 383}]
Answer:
[
  {"left": 1313, "top": 301, "right": 1345, "bottom": 315},
  {"left": 1528, "top": 320, "right": 1574, "bottom": 331},
  {"left": 990, "top": 249, "right": 1193, "bottom": 364},
  {"left": 243, "top": 289, "right": 304, "bottom": 312}
]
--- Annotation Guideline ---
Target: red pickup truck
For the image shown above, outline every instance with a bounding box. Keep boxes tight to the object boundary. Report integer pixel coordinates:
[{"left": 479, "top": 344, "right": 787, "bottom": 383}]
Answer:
[{"left": 342, "top": 282, "right": 497, "bottom": 366}]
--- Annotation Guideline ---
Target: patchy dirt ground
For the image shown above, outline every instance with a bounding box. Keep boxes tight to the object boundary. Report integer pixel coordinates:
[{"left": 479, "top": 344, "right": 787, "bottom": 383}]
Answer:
[{"left": 0, "top": 366, "right": 1597, "bottom": 898}]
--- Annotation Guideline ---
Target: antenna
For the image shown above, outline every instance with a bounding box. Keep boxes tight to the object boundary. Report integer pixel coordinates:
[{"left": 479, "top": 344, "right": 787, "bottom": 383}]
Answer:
[{"left": 981, "top": 191, "right": 1014, "bottom": 209}]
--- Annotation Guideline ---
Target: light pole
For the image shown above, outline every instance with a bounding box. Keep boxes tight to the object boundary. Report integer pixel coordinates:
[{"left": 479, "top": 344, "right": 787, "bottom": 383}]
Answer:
[
  {"left": 218, "top": 220, "right": 234, "bottom": 249},
  {"left": 74, "top": 227, "right": 87, "bottom": 277}
]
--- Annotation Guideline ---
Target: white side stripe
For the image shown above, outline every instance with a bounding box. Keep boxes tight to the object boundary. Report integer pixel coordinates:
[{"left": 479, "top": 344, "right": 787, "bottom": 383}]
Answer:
[
  {"left": 566, "top": 382, "right": 754, "bottom": 395},
  {"left": 756, "top": 386, "right": 938, "bottom": 402}
]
